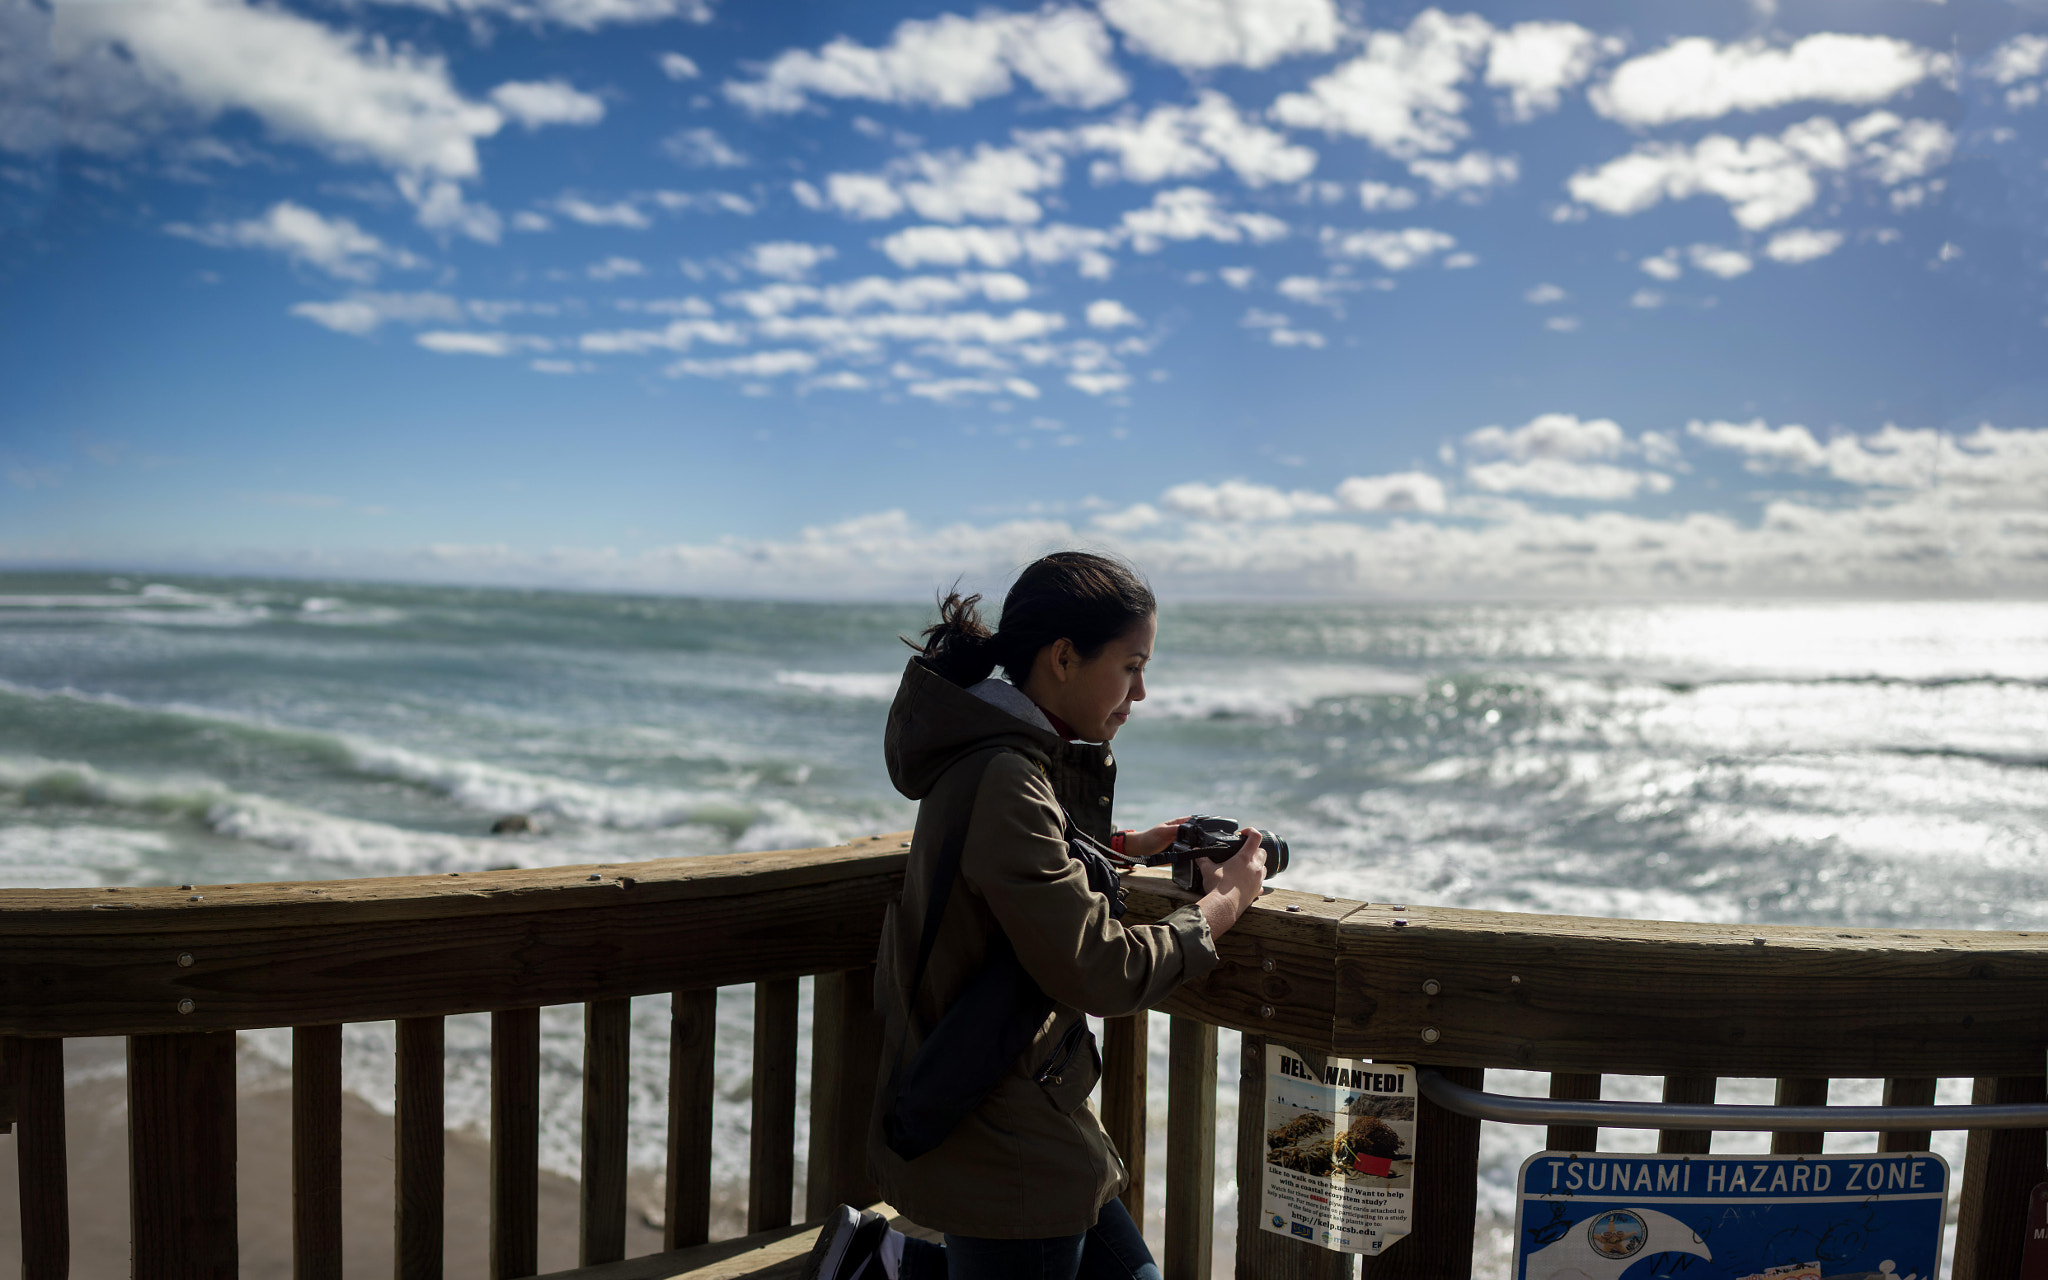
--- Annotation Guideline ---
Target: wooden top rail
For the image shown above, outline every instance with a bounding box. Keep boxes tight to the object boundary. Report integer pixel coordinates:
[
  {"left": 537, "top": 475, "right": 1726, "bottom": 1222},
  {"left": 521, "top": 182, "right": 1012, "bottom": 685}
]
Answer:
[
  {"left": 4, "top": 835, "right": 2047, "bottom": 1079},
  {"left": 0, "top": 835, "right": 912, "bottom": 1037}
]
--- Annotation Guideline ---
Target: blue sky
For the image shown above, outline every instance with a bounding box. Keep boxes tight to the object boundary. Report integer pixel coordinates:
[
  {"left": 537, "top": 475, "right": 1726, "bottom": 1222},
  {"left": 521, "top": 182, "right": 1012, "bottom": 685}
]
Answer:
[{"left": 2, "top": 0, "right": 2045, "bottom": 597}]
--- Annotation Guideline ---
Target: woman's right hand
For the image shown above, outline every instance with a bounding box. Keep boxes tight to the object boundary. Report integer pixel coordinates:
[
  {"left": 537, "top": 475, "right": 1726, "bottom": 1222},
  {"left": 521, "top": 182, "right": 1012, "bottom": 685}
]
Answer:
[{"left": 1196, "top": 829, "right": 1268, "bottom": 939}]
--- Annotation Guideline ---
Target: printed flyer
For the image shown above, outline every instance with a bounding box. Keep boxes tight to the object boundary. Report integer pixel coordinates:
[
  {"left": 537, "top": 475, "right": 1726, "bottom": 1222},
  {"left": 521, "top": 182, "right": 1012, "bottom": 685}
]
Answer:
[{"left": 1257, "top": 1050, "right": 1416, "bottom": 1255}]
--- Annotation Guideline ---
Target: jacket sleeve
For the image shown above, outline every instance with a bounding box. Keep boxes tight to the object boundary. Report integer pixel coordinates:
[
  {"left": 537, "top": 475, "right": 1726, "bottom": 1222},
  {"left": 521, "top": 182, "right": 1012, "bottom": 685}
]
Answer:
[{"left": 959, "top": 752, "right": 1219, "bottom": 1017}]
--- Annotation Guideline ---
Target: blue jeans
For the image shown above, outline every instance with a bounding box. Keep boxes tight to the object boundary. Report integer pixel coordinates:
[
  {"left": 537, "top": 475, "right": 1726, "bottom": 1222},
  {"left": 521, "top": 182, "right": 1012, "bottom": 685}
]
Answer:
[{"left": 897, "top": 1197, "right": 1161, "bottom": 1280}]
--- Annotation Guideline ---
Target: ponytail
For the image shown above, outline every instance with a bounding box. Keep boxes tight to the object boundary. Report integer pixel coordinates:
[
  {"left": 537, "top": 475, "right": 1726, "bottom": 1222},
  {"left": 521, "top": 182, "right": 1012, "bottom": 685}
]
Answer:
[{"left": 906, "top": 552, "right": 1155, "bottom": 687}]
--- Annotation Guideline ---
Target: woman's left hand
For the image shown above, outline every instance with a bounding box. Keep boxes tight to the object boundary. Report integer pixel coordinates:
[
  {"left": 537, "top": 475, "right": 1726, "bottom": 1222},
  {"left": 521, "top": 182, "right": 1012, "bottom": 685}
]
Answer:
[{"left": 1120, "top": 816, "right": 1192, "bottom": 860}]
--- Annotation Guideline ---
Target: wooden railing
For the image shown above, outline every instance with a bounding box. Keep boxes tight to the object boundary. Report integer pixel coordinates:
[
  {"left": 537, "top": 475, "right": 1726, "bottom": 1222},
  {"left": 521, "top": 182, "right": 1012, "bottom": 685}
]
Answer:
[{"left": 2, "top": 835, "right": 2046, "bottom": 1279}]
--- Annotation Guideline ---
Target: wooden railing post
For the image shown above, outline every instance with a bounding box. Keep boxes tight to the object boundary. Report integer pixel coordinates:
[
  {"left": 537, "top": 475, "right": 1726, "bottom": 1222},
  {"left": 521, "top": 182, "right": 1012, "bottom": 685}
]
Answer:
[
  {"left": 1368, "top": 1064, "right": 1480, "bottom": 1280},
  {"left": 14, "top": 1036, "right": 69, "bottom": 1280},
  {"left": 665, "top": 988, "right": 716, "bottom": 1250},
  {"left": 1770, "top": 1077, "right": 1828, "bottom": 1156},
  {"left": 806, "top": 968, "right": 881, "bottom": 1219},
  {"left": 1100, "top": 1014, "right": 1148, "bottom": 1230},
  {"left": 1234, "top": 1036, "right": 1351, "bottom": 1280},
  {"left": 580, "top": 997, "right": 631, "bottom": 1266},
  {"left": 1878, "top": 1076, "right": 1938, "bottom": 1152},
  {"left": 748, "top": 979, "right": 799, "bottom": 1233},
  {"left": 1657, "top": 1075, "right": 1716, "bottom": 1155},
  {"left": 1163, "top": 1016, "right": 1217, "bottom": 1280},
  {"left": 1954, "top": 1073, "right": 2047, "bottom": 1280},
  {"left": 1544, "top": 1072, "right": 1600, "bottom": 1153},
  {"left": 129, "top": 1031, "right": 237, "bottom": 1280},
  {"left": 395, "top": 1016, "right": 445, "bottom": 1280},
  {"left": 490, "top": 1008, "right": 540, "bottom": 1280},
  {"left": 292, "top": 1024, "right": 343, "bottom": 1280}
]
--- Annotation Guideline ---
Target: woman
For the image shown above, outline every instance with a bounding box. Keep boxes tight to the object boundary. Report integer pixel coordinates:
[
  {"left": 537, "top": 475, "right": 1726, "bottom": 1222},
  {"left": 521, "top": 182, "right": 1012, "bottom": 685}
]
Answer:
[{"left": 803, "top": 551, "right": 1269, "bottom": 1280}]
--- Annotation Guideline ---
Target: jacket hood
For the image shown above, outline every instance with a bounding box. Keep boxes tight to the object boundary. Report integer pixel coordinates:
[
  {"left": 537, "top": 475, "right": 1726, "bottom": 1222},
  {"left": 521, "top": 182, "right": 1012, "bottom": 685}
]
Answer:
[{"left": 885, "top": 657, "right": 1062, "bottom": 800}]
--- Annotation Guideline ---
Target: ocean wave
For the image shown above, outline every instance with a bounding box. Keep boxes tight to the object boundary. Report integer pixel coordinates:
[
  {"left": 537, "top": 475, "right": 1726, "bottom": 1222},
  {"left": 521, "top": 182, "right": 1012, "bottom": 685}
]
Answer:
[
  {"left": 1142, "top": 664, "right": 1425, "bottom": 722},
  {"left": 0, "top": 679, "right": 801, "bottom": 834},
  {"left": 0, "top": 755, "right": 496, "bottom": 872},
  {"left": 774, "top": 670, "right": 899, "bottom": 700}
]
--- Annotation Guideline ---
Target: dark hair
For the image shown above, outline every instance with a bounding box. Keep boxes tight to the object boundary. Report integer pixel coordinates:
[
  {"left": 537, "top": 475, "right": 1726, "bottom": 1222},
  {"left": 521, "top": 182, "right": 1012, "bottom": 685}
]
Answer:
[{"left": 908, "top": 551, "right": 1156, "bottom": 686}]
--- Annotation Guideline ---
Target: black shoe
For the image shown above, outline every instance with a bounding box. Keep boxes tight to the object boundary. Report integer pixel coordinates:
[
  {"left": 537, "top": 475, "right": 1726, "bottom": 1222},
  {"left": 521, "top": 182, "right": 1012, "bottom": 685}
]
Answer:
[{"left": 799, "top": 1203, "right": 890, "bottom": 1280}]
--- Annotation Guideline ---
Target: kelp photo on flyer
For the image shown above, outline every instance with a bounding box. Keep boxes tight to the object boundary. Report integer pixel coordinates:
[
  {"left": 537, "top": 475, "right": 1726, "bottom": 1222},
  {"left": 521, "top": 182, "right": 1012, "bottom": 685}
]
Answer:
[{"left": 1258, "top": 1052, "right": 1417, "bottom": 1256}]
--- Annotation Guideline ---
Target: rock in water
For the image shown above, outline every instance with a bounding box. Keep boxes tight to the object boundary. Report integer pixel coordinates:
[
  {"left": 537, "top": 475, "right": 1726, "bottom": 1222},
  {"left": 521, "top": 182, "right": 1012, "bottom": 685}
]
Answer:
[{"left": 491, "top": 814, "right": 535, "bottom": 835}]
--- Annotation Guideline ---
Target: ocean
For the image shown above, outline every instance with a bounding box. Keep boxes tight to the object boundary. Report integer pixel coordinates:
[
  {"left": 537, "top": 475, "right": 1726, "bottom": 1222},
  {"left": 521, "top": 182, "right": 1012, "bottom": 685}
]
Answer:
[{"left": 5, "top": 571, "right": 2045, "bottom": 1274}]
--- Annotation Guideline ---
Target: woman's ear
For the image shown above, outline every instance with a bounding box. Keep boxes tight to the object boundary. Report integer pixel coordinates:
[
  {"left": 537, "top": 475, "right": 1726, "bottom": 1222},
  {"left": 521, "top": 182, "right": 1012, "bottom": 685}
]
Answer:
[{"left": 1048, "top": 637, "right": 1078, "bottom": 682}]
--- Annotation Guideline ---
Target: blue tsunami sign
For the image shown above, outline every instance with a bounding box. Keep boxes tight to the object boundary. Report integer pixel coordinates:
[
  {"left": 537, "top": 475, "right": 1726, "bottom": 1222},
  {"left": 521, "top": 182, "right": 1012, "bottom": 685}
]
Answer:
[{"left": 1514, "top": 1151, "right": 1948, "bottom": 1280}]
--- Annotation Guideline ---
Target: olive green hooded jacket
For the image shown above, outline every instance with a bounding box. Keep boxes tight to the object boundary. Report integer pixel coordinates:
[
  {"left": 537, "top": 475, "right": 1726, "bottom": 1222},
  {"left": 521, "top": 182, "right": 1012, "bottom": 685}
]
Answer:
[{"left": 867, "top": 656, "right": 1218, "bottom": 1238}]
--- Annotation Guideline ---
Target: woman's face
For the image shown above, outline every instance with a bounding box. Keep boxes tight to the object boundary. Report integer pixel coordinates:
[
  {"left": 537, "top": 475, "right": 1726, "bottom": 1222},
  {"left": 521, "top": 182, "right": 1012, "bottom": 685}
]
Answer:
[{"left": 1041, "top": 614, "right": 1155, "bottom": 742}]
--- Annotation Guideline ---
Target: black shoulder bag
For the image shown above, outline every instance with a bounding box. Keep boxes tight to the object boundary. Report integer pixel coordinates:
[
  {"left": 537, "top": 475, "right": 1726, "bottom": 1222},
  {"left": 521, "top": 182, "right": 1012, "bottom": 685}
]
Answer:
[{"left": 880, "top": 757, "right": 1127, "bottom": 1160}]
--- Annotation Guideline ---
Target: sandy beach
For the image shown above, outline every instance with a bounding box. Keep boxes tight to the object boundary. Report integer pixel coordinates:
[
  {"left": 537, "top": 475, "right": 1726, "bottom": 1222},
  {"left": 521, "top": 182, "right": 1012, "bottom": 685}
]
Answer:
[{"left": 0, "top": 1037, "right": 686, "bottom": 1279}]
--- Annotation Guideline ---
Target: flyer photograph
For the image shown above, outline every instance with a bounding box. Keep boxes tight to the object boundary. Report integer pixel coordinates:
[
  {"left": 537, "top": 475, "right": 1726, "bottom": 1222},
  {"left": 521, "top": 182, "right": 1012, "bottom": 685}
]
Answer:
[{"left": 1258, "top": 1051, "right": 1417, "bottom": 1255}]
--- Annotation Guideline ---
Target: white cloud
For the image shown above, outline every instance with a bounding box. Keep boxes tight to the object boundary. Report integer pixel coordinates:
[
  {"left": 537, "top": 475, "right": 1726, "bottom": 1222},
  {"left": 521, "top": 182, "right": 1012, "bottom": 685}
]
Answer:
[
  {"left": 1218, "top": 266, "right": 1256, "bottom": 288},
  {"left": 755, "top": 308, "right": 1066, "bottom": 354},
  {"left": 1335, "top": 471, "right": 1447, "bottom": 513},
  {"left": 168, "top": 201, "right": 422, "bottom": 281},
  {"left": 1320, "top": 226, "right": 1455, "bottom": 270},
  {"left": 1467, "top": 412, "right": 1627, "bottom": 460},
  {"left": 1466, "top": 458, "right": 1670, "bottom": 499},
  {"left": 577, "top": 318, "right": 745, "bottom": 354},
  {"left": 1406, "top": 149, "right": 1518, "bottom": 199},
  {"left": 658, "top": 52, "right": 700, "bottom": 80},
  {"left": 488, "top": 79, "right": 604, "bottom": 129},
  {"left": 651, "top": 190, "right": 756, "bottom": 216},
  {"left": 1067, "top": 371, "right": 1131, "bottom": 395},
  {"left": 415, "top": 330, "right": 552, "bottom": 356},
  {"left": 1358, "top": 181, "right": 1418, "bottom": 211},
  {"left": 1687, "top": 244, "right": 1752, "bottom": 278},
  {"left": 362, "top": 0, "right": 712, "bottom": 31},
  {"left": 1098, "top": 0, "right": 1339, "bottom": 71},
  {"left": 1524, "top": 283, "right": 1566, "bottom": 304},
  {"left": 1271, "top": 10, "right": 1494, "bottom": 158},
  {"left": 826, "top": 146, "right": 1064, "bottom": 224},
  {"left": 1121, "top": 187, "right": 1287, "bottom": 252},
  {"left": 1026, "top": 91, "right": 1315, "bottom": 188},
  {"left": 1276, "top": 275, "right": 1361, "bottom": 311},
  {"left": 1543, "top": 315, "right": 1580, "bottom": 333},
  {"left": 1271, "top": 12, "right": 1610, "bottom": 158},
  {"left": 46, "top": 0, "right": 508, "bottom": 230},
  {"left": 723, "top": 272, "right": 1031, "bottom": 318},
  {"left": 877, "top": 223, "right": 1119, "bottom": 276},
  {"left": 1981, "top": 34, "right": 2048, "bottom": 111},
  {"left": 587, "top": 256, "right": 645, "bottom": 280},
  {"left": 661, "top": 127, "right": 746, "bottom": 168},
  {"left": 1161, "top": 480, "right": 1338, "bottom": 521},
  {"left": 1630, "top": 289, "right": 1664, "bottom": 309},
  {"left": 289, "top": 290, "right": 462, "bottom": 334},
  {"left": 725, "top": 8, "right": 1126, "bottom": 114},
  {"left": 1266, "top": 326, "right": 1326, "bottom": 348},
  {"left": 1485, "top": 21, "right": 1622, "bottom": 122},
  {"left": 745, "top": 241, "right": 836, "bottom": 279},
  {"left": 668, "top": 350, "right": 818, "bottom": 379},
  {"left": 1092, "top": 502, "right": 1163, "bottom": 532},
  {"left": 1593, "top": 34, "right": 1947, "bottom": 127},
  {"left": 1086, "top": 299, "right": 1139, "bottom": 328},
  {"left": 1764, "top": 227, "right": 1844, "bottom": 264},
  {"left": 1639, "top": 250, "right": 1682, "bottom": 281},
  {"left": 1687, "top": 418, "right": 1828, "bottom": 471},
  {"left": 1567, "top": 113, "right": 1954, "bottom": 230},
  {"left": 551, "top": 195, "right": 652, "bottom": 229}
]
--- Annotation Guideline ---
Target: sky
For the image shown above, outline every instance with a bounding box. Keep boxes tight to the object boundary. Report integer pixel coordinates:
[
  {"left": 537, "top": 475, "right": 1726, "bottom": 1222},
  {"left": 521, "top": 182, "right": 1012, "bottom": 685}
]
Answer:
[{"left": 2, "top": 0, "right": 2046, "bottom": 598}]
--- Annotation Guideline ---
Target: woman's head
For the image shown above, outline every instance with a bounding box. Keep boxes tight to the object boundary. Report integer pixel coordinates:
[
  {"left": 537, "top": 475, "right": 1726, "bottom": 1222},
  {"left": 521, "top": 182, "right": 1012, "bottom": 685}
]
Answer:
[{"left": 912, "top": 551, "right": 1156, "bottom": 739}]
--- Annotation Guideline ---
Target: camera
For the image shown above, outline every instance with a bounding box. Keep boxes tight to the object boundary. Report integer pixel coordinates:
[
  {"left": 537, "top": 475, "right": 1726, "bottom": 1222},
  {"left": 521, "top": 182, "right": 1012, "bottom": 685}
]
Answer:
[{"left": 1145, "top": 815, "right": 1289, "bottom": 895}]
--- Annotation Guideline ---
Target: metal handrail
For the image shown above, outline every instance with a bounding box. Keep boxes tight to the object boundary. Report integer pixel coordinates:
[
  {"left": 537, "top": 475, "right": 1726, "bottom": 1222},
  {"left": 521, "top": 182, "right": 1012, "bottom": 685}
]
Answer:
[{"left": 1418, "top": 1070, "right": 2048, "bottom": 1132}]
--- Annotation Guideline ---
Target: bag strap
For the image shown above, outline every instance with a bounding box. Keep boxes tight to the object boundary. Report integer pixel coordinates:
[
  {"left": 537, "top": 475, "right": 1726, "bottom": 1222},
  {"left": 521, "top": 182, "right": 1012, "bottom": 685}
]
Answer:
[{"left": 901, "top": 746, "right": 1016, "bottom": 1013}]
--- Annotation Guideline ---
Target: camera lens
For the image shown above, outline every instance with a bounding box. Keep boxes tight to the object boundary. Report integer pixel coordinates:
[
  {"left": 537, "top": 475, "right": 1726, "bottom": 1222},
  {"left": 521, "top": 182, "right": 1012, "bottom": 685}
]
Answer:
[{"left": 1257, "top": 830, "right": 1289, "bottom": 878}]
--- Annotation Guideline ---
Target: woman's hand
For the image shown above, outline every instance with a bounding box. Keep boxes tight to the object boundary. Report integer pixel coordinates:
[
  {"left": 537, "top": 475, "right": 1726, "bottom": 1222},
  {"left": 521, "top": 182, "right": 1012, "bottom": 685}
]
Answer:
[
  {"left": 1196, "top": 829, "right": 1268, "bottom": 940},
  {"left": 1119, "top": 816, "right": 1192, "bottom": 860}
]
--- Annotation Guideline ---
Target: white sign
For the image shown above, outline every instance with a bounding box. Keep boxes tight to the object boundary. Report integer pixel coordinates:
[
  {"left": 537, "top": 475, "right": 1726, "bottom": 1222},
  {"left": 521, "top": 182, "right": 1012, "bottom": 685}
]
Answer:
[{"left": 1256, "top": 1050, "right": 1416, "bottom": 1255}]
